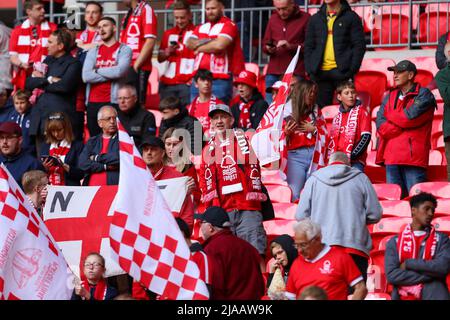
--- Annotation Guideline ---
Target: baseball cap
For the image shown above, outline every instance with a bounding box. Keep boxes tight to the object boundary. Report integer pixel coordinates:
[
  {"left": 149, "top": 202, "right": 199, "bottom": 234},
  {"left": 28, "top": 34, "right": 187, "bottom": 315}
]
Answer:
[
  {"left": 208, "top": 104, "right": 233, "bottom": 118},
  {"left": 233, "top": 70, "right": 257, "bottom": 88},
  {"left": 0, "top": 122, "right": 22, "bottom": 136},
  {"left": 194, "top": 206, "right": 231, "bottom": 228},
  {"left": 387, "top": 60, "right": 417, "bottom": 74},
  {"left": 139, "top": 136, "right": 165, "bottom": 150},
  {"left": 266, "top": 80, "right": 283, "bottom": 94}
]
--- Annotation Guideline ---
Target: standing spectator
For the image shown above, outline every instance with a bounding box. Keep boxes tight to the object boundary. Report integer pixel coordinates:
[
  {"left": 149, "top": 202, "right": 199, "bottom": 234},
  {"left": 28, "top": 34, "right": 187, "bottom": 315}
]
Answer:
[
  {"left": 327, "top": 80, "right": 371, "bottom": 172},
  {"left": 25, "top": 28, "right": 82, "bottom": 144},
  {"left": 198, "top": 104, "right": 268, "bottom": 265},
  {"left": 304, "top": 0, "right": 366, "bottom": 107},
  {"left": 0, "top": 21, "right": 12, "bottom": 93},
  {"left": 187, "top": 69, "right": 224, "bottom": 137},
  {"left": 78, "top": 106, "right": 119, "bottom": 186},
  {"left": 0, "top": 122, "right": 44, "bottom": 187},
  {"left": 231, "top": 70, "right": 268, "bottom": 130},
  {"left": 40, "top": 112, "right": 84, "bottom": 186},
  {"left": 120, "top": 0, "right": 157, "bottom": 106},
  {"left": 376, "top": 60, "right": 436, "bottom": 198},
  {"left": 10, "top": 90, "right": 35, "bottom": 155},
  {"left": 116, "top": 85, "right": 156, "bottom": 147},
  {"left": 195, "top": 206, "right": 265, "bottom": 300},
  {"left": 296, "top": 152, "right": 382, "bottom": 281},
  {"left": 285, "top": 218, "right": 368, "bottom": 300},
  {"left": 284, "top": 80, "right": 327, "bottom": 201},
  {"left": 158, "top": 1, "right": 196, "bottom": 107},
  {"left": 159, "top": 97, "right": 200, "bottom": 155},
  {"left": 76, "top": 1, "right": 103, "bottom": 54},
  {"left": 263, "top": 0, "right": 310, "bottom": 104},
  {"left": 140, "top": 136, "right": 194, "bottom": 231},
  {"left": 83, "top": 17, "right": 132, "bottom": 137},
  {"left": 435, "top": 43, "right": 450, "bottom": 182},
  {"left": 436, "top": 32, "right": 449, "bottom": 70},
  {"left": 187, "top": 0, "right": 245, "bottom": 104},
  {"left": 9, "top": 0, "right": 58, "bottom": 91},
  {"left": 22, "top": 170, "right": 48, "bottom": 217},
  {"left": 385, "top": 192, "right": 450, "bottom": 300}
]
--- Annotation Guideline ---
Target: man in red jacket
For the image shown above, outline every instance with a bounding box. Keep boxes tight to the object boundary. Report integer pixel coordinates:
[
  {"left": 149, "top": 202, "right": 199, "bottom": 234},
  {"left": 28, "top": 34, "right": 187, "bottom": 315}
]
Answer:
[
  {"left": 195, "top": 206, "right": 265, "bottom": 300},
  {"left": 376, "top": 60, "right": 437, "bottom": 198},
  {"left": 263, "top": 0, "right": 310, "bottom": 103}
]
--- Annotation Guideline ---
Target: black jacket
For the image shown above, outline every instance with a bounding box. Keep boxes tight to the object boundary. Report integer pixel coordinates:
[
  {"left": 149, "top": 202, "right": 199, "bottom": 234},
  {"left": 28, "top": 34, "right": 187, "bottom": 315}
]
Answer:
[
  {"left": 78, "top": 133, "right": 119, "bottom": 185},
  {"left": 304, "top": 0, "right": 366, "bottom": 78},
  {"left": 40, "top": 140, "right": 85, "bottom": 186},
  {"left": 231, "top": 91, "right": 268, "bottom": 130},
  {"left": 117, "top": 103, "right": 156, "bottom": 147},
  {"left": 266, "top": 234, "right": 298, "bottom": 288},
  {"left": 159, "top": 108, "right": 202, "bottom": 155},
  {"left": 0, "top": 150, "right": 44, "bottom": 188},
  {"left": 25, "top": 53, "right": 82, "bottom": 137},
  {"left": 436, "top": 32, "right": 449, "bottom": 70}
]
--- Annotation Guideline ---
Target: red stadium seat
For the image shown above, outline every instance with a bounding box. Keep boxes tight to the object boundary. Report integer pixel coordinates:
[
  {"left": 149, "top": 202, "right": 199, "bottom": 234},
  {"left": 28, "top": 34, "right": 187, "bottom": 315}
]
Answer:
[
  {"left": 355, "top": 71, "right": 388, "bottom": 108},
  {"left": 429, "top": 150, "right": 443, "bottom": 166},
  {"left": 408, "top": 57, "right": 439, "bottom": 84},
  {"left": 418, "top": 12, "right": 450, "bottom": 49},
  {"left": 372, "top": 14, "right": 409, "bottom": 50},
  {"left": 150, "top": 110, "right": 162, "bottom": 128},
  {"left": 436, "top": 198, "right": 450, "bottom": 218},
  {"left": 261, "top": 170, "right": 288, "bottom": 186},
  {"left": 431, "top": 119, "right": 443, "bottom": 149},
  {"left": 370, "top": 217, "right": 411, "bottom": 249},
  {"left": 380, "top": 200, "right": 410, "bottom": 218},
  {"left": 245, "top": 62, "right": 260, "bottom": 78},
  {"left": 273, "top": 203, "right": 297, "bottom": 220},
  {"left": 432, "top": 217, "right": 450, "bottom": 236},
  {"left": 359, "top": 58, "right": 396, "bottom": 87},
  {"left": 372, "top": 183, "right": 402, "bottom": 200},
  {"left": 263, "top": 219, "right": 296, "bottom": 238},
  {"left": 357, "top": 91, "right": 372, "bottom": 110},
  {"left": 409, "top": 182, "right": 450, "bottom": 198},
  {"left": 321, "top": 104, "right": 340, "bottom": 122},
  {"left": 266, "top": 184, "right": 293, "bottom": 203}
]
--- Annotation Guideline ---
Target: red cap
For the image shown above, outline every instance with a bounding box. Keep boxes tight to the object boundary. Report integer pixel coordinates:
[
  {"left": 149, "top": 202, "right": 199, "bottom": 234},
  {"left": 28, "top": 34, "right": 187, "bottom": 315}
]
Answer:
[
  {"left": 233, "top": 70, "right": 257, "bottom": 88},
  {"left": 0, "top": 122, "right": 22, "bottom": 136}
]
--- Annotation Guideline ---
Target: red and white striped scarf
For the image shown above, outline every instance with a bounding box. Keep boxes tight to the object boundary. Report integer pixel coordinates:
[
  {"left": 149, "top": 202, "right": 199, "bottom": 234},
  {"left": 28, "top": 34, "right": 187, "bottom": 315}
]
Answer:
[
  {"left": 48, "top": 140, "right": 71, "bottom": 186},
  {"left": 328, "top": 105, "right": 361, "bottom": 159},
  {"left": 308, "top": 105, "right": 329, "bottom": 173},
  {"left": 238, "top": 100, "right": 255, "bottom": 129},
  {"left": 81, "top": 278, "right": 107, "bottom": 300},
  {"left": 78, "top": 28, "right": 102, "bottom": 45},
  {"left": 397, "top": 224, "right": 437, "bottom": 300}
]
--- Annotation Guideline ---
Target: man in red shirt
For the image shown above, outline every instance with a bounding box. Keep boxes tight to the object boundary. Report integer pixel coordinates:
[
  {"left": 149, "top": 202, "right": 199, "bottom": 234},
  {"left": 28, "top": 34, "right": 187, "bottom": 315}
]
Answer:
[
  {"left": 158, "top": 1, "right": 195, "bottom": 107},
  {"left": 285, "top": 218, "right": 367, "bottom": 300},
  {"left": 9, "top": 0, "right": 57, "bottom": 91},
  {"left": 82, "top": 17, "right": 132, "bottom": 137},
  {"left": 187, "top": 0, "right": 244, "bottom": 105},
  {"left": 120, "top": 0, "right": 157, "bottom": 106}
]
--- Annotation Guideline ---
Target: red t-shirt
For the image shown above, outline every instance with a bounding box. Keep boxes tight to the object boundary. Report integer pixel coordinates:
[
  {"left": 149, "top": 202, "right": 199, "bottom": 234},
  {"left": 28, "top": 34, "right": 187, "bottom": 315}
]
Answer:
[
  {"left": 88, "top": 137, "right": 110, "bottom": 186},
  {"left": 187, "top": 95, "right": 224, "bottom": 135},
  {"left": 88, "top": 42, "right": 121, "bottom": 103},
  {"left": 286, "top": 246, "right": 363, "bottom": 300},
  {"left": 120, "top": 1, "right": 157, "bottom": 71},
  {"left": 334, "top": 107, "right": 371, "bottom": 165},
  {"left": 287, "top": 116, "right": 317, "bottom": 150}
]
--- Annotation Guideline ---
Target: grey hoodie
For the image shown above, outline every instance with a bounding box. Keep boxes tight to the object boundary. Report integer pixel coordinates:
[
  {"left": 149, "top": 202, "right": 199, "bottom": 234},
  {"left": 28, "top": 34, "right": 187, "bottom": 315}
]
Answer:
[{"left": 296, "top": 164, "right": 382, "bottom": 256}]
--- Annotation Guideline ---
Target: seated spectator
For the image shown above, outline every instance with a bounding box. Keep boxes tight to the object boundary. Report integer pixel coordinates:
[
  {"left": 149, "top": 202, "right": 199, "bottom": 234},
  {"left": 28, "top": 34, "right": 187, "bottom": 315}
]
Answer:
[
  {"left": 140, "top": 135, "right": 194, "bottom": 231},
  {"left": 159, "top": 97, "right": 201, "bottom": 155},
  {"left": 22, "top": 170, "right": 48, "bottom": 216},
  {"left": 72, "top": 252, "right": 118, "bottom": 300},
  {"left": 298, "top": 285, "right": 328, "bottom": 300},
  {"left": 187, "top": 69, "right": 224, "bottom": 138},
  {"left": 231, "top": 70, "right": 268, "bottom": 130},
  {"left": 195, "top": 206, "right": 265, "bottom": 300},
  {"left": 376, "top": 60, "right": 436, "bottom": 198},
  {"left": 116, "top": 85, "right": 156, "bottom": 147},
  {"left": 284, "top": 80, "right": 327, "bottom": 201},
  {"left": 10, "top": 90, "right": 35, "bottom": 155},
  {"left": 385, "top": 192, "right": 450, "bottom": 300},
  {"left": 267, "top": 234, "right": 298, "bottom": 300},
  {"left": 327, "top": 80, "right": 371, "bottom": 172},
  {"left": 285, "top": 218, "right": 368, "bottom": 300},
  {"left": 78, "top": 106, "right": 119, "bottom": 186},
  {"left": 0, "top": 89, "right": 14, "bottom": 123},
  {"left": 40, "top": 112, "right": 84, "bottom": 186},
  {"left": 0, "top": 121, "right": 44, "bottom": 187},
  {"left": 25, "top": 28, "right": 83, "bottom": 143},
  {"left": 82, "top": 17, "right": 132, "bottom": 137}
]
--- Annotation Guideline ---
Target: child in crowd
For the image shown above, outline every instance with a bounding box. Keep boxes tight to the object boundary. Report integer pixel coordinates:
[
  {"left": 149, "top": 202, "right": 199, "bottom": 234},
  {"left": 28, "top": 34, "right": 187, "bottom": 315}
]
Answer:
[
  {"left": 10, "top": 89, "right": 35, "bottom": 155},
  {"left": 327, "top": 80, "right": 371, "bottom": 172}
]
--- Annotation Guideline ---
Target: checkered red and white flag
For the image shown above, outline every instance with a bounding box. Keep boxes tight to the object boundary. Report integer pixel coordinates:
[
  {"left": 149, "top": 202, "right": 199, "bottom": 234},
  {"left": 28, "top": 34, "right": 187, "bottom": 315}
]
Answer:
[
  {"left": 0, "top": 164, "right": 73, "bottom": 300},
  {"left": 109, "top": 120, "right": 209, "bottom": 300}
]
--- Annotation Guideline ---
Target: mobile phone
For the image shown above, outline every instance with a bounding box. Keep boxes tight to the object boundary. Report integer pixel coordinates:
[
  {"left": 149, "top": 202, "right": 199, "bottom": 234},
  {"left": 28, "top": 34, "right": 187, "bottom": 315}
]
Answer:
[
  {"left": 41, "top": 155, "right": 60, "bottom": 166},
  {"left": 170, "top": 41, "right": 178, "bottom": 46}
]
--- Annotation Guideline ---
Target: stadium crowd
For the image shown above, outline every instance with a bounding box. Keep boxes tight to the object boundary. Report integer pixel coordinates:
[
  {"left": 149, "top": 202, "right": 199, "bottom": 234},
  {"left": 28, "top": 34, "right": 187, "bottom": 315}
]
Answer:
[{"left": 0, "top": 0, "right": 449, "bottom": 300}]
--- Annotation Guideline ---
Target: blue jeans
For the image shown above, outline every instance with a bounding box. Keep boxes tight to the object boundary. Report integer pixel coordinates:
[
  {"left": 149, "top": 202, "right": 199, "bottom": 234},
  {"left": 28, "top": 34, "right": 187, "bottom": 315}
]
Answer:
[
  {"left": 352, "top": 162, "right": 365, "bottom": 172},
  {"left": 287, "top": 146, "right": 315, "bottom": 202},
  {"left": 190, "top": 77, "right": 233, "bottom": 105},
  {"left": 386, "top": 165, "right": 427, "bottom": 199},
  {"left": 265, "top": 74, "right": 281, "bottom": 105}
]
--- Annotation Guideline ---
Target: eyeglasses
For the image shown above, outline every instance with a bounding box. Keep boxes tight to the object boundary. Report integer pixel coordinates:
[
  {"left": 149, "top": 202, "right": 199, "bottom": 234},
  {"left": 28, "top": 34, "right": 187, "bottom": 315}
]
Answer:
[
  {"left": 99, "top": 116, "right": 117, "bottom": 122},
  {"left": 0, "top": 135, "right": 19, "bottom": 141},
  {"left": 84, "top": 262, "right": 104, "bottom": 268},
  {"left": 294, "top": 237, "right": 317, "bottom": 250}
]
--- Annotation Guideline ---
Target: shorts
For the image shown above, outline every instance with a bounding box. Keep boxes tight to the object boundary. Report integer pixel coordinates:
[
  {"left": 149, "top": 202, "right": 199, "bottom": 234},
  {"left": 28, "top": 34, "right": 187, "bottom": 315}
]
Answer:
[{"left": 227, "top": 210, "right": 267, "bottom": 255}]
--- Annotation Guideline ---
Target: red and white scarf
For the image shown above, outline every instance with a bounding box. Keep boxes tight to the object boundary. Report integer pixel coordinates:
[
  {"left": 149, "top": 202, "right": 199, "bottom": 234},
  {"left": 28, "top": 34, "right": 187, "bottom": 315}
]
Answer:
[
  {"left": 238, "top": 100, "right": 255, "bottom": 129},
  {"left": 201, "top": 129, "right": 267, "bottom": 203},
  {"left": 81, "top": 278, "right": 107, "bottom": 300},
  {"left": 48, "top": 140, "right": 71, "bottom": 186},
  {"left": 328, "top": 105, "right": 361, "bottom": 159},
  {"left": 397, "top": 224, "right": 438, "bottom": 300},
  {"left": 308, "top": 105, "right": 329, "bottom": 173},
  {"left": 78, "top": 28, "right": 102, "bottom": 45}
]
